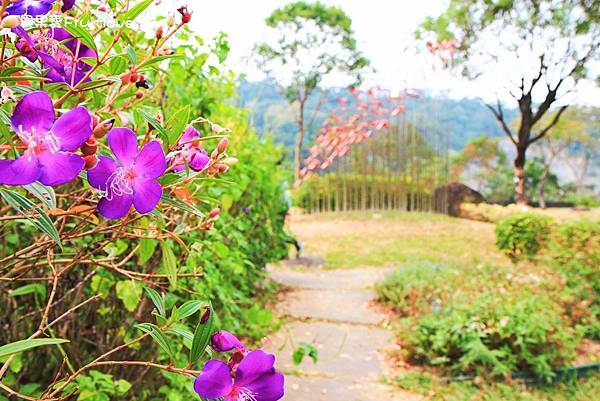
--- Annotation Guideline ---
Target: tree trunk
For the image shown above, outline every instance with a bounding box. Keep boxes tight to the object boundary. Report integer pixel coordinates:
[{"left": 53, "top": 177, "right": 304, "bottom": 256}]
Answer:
[
  {"left": 294, "top": 100, "right": 306, "bottom": 180},
  {"left": 539, "top": 167, "right": 548, "bottom": 209},
  {"left": 514, "top": 145, "right": 527, "bottom": 206}
]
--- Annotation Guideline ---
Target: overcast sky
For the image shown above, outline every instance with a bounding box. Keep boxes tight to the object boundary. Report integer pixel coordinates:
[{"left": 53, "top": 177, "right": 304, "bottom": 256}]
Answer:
[{"left": 153, "top": 0, "right": 600, "bottom": 105}]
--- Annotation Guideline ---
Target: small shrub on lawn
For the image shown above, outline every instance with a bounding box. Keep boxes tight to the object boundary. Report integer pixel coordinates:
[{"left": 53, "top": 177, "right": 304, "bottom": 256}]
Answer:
[
  {"left": 375, "top": 262, "right": 456, "bottom": 316},
  {"left": 406, "top": 289, "right": 580, "bottom": 381},
  {"left": 495, "top": 214, "right": 553, "bottom": 262}
]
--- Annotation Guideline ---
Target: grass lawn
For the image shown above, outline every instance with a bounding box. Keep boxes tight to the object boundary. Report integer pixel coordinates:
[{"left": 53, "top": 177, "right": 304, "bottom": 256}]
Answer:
[{"left": 288, "top": 209, "right": 512, "bottom": 269}]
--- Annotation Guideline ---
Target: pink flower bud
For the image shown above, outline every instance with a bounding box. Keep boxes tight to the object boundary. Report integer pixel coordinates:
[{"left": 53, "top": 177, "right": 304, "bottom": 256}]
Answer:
[
  {"left": 217, "top": 137, "right": 229, "bottom": 153},
  {"left": 209, "top": 207, "right": 220, "bottom": 219}
]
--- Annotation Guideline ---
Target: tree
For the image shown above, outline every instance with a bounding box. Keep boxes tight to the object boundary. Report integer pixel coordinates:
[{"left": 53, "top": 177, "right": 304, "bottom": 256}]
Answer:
[
  {"left": 419, "top": 0, "right": 599, "bottom": 205},
  {"left": 530, "top": 109, "right": 586, "bottom": 208},
  {"left": 562, "top": 107, "right": 600, "bottom": 193},
  {"left": 255, "top": 1, "right": 370, "bottom": 178},
  {"left": 451, "top": 135, "right": 508, "bottom": 192}
]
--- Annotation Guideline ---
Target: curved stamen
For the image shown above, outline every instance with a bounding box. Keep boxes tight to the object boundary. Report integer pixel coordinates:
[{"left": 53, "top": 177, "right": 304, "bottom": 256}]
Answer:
[
  {"left": 237, "top": 387, "right": 258, "bottom": 401},
  {"left": 99, "top": 168, "right": 134, "bottom": 201}
]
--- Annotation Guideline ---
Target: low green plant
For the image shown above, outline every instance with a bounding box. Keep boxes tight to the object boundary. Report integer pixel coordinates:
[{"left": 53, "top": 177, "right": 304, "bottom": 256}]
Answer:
[
  {"left": 495, "top": 214, "right": 553, "bottom": 262},
  {"left": 406, "top": 289, "right": 580, "bottom": 381}
]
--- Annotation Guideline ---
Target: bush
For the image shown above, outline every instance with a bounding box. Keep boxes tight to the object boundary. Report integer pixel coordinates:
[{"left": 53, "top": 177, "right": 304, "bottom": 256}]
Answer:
[
  {"left": 406, "top": 290, "right": 580, "bottom": 380},
  {"left": 545, "top": 220, "right": 600, "bottom": 338},
  {"left": 495, "top": 214, "right": 553, "bottom": 261},
  {"left": 375, "top": 262, "right": 457, "bottom": 316}
]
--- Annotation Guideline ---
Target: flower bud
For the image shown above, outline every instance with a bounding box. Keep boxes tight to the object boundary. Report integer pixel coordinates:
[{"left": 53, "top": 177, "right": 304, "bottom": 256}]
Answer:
[
  {"left": 167, "top": 15, "right": 175, "bottom": 27},
  {"left": 217, "top": 137, "right": 228, "bottom": 153},
  {"left": 222, "top": 157, "right": 238, "bottom": 166},
  {"left": 93, "top": 118, "right": 115, "bottom": 138},
  {"left": 1, "top": 15, "right": 21, "bottom": 29},
  {"left": 155, "top": 26, "right": 164, "bottom": 39},
  {"left": 210, "top": 331, "right": 245, "bottom": 353},
  {"left": 217, "top": 164, "right": 229, "bottom": 173},
  {"left": 91, "top": 114, "right": 99, "bottom": 128},
  {"left": 83, "top": 154, "right": 98, "bottom": 170},
  {"left": 135, "top": 90, "right": 144, "bottom": 99},
  {"left": 81, "top": 137, "right": 98, "bottom": 155},
  {"left": 199, "top": 307, "right": 211, "bottom": 324},
  {"left": 209, "top": 207, "right": 220, "bottom": 219},
  {"left": 210, "top": 148, "right": 219, "bottom": 159},
  {"left": 177, "top": 6, "right": 192, "bottom": 24}
]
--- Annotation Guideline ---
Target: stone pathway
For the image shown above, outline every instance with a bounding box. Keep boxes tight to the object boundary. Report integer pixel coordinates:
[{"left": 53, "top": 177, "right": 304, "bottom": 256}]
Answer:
[{"left": 264, "top": 262, "right": 422, "bottom": 401}]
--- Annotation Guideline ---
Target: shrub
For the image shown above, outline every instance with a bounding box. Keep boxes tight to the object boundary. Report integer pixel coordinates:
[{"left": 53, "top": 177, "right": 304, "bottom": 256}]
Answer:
[
  {"left": 546, "top": 220, "right": 600, "bottom": 338},
  {"left": 406, "top": 290, "right": 580, "bottom": 381},
  {"left": 375, "top": 262, "right": 457, "bottom": 316},
  {"left": 495, "top": 214, "right": 553, "bottom": 261}
]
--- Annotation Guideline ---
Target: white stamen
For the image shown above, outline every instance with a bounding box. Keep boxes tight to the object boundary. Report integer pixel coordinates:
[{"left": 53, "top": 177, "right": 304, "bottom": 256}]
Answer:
[
  {"left": 237, "top": 387, "right": 258, "bottom": 401},
  {"left": 99, "top": 168, "right": 134, "bottom": 200}
]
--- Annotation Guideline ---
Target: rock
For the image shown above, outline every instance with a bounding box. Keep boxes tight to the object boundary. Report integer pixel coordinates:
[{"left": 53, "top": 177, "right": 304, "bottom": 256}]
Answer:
[{"left": 434, "top": 182, "right": 485, "bottom": 216}]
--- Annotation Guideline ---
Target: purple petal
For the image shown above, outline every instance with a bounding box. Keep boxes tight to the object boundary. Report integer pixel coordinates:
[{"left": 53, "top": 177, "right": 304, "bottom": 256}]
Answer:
[
  {"left": 51, "top": 106, "right": 92, "bottom": 151},
  {"left": 0, "top": 155, "right": 40, "bottom": 185},
  {"left": 132, "top": 179, "right": 162, "bottom": 215},
  {"left": 179, "top": 125, "right": 201, "bottom": 144},
  {"left": 7, "top": 0, "right": 55, "bottom": 16},
  {"left": 97, "top": 193, "right": 134, "bottom": 219},
  {"left": 134, "top": 141, "right": 166, "bottom": 179},
  {"left": 87, "top": 156, "right": 117, "bottom": 190},
  {"left": 169, "top": 154, "right": 185, "bottom": 172},
  {"left": 11, "top": 91, "right": 55, "bottom": 134},
  {"left": 193, "top": 360, "right": 233, "bottom": 399},
  {"left": 244, "top": 371, "right": 285, "bottom": 401},
  {"left": 235, "top": 350, "right": 276, "bottom": 388},
  {"left": 38, "top": 152, "right": 84, "bottom": 186},
  {"left": 62, "top": 0, "right": 76, "bottom": 12},
  {"left": 188, "top": 150, "right": 210, "bottom": 171},
  {"left": 107, "top": 128, "right": 137, "bottom": 168},
  {"left": 211, "top": 331, "right": 245, "bottom": 353}
]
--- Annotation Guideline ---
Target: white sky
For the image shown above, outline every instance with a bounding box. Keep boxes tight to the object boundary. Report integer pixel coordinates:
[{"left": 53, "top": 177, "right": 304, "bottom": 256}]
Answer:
[{"left": 153, "top": 0, "right": 600, "bottom": 105}]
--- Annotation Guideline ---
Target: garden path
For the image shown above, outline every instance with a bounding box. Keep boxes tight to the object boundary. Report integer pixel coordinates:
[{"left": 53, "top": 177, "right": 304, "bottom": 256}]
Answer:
[{"left": 263, "top": 262, "right": 422, "bottom": 401}]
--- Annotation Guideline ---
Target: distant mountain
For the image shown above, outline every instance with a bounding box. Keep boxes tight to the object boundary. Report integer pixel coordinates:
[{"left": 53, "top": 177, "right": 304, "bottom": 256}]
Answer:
[{"left": 235, "top": 79, "right": 519, "bottom": 153}]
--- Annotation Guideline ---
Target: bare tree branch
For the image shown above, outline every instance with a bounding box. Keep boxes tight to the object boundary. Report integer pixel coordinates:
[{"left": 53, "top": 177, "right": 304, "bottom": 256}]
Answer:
[
  {"left": 530, "top": 105, "right": 569, "bottom": 144},
  {"left": 485, "top": 100, "right": 517, "bottom": 145}
]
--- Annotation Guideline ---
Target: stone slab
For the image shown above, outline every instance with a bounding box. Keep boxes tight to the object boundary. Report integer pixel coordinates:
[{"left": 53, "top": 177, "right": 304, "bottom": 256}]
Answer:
[
  {"left": 269, "top": 266, "right": 389, "bottom": 290},
  {"left": 264, "top": 321, "right": 394, "bottom": 380},
  {"left": 278, "top": 289, "right": 381, "bottom": 324}
]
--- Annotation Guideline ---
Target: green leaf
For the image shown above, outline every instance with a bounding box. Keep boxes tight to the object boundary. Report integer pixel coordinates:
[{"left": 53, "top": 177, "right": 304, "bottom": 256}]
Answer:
[
  {"left": 144, "top": 287, "right": 166, "bottom": 317},
  {"left": 165, "top": 105, "right": 190, "bottom": 145},
  {"left": 160, "top": 193, "right": 206, "bottom": 218},
  {"left": 0, "top": 338, "right": 69, "bottom": 358},
  {"left": 118, "top": 0, "right": 153, "bottom": 23},
  {"left": 138, "top": 55, "right": 182, "bottom": 69},
  {"left": 62, "top": 22, "right": 98, "bottom": 53},
  {"left": 138, "top": 237, "right": 158, "bottom": 265},
  {"left": 23, "top": 183, "right": 56, "bottom": 210},
  {"left": 115, "top": 280, "right": 142, "bottom": 312},
  {"left": 0, "top": 188, "right": 62, "bottom": 249},
  {"left": 177, "top": 300, "right": 206, "bottom": 320},
  {"left": 139, "top": 110, "right": 169, "bottom": 146},
  {"left": 160, "top": 242, "right": 178, "bottom": 289},
  {"left": 109, "top": 56, "right": 128, "bottom": 75},
  {"left": 135, "top": 323, "right": 174, "bottom": 360},
  {"left": 126, "top": 45, "right": 137, "bottom": 65},
  {"left": 9, "top": 283, "right": 46, "bottom": 299},
  {"left": 190, "top": 304, "right": 214, "bottom": 363}
]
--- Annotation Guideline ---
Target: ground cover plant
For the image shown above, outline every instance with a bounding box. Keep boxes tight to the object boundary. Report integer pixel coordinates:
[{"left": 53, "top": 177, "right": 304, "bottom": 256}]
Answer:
[
  {"left": 376, "top": 213, "right": 599, "bottom": 390},
  {"left": 0, "top": 2, "right": 288, "bottom": 400}
]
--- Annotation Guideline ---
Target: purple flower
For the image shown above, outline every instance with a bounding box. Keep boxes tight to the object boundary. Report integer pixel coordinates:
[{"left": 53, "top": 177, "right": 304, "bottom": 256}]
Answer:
[
  {"left": 169, "top": 126, "right": 209, "bottom": 172},
  {"left": 211, "top": 331, "right": 245, "bottom": 353},
  {"left": 194, "top": 350, "right": 284, "bottom": 401},
  {"left": 87, "top": 128, "right": 166, "bottom": 219},
  {"left": 7, "top": 0, "right": 56, "bottom": 16},
  {"left": 0, "top": 91, "right": 91, "bottom": 186},
  {"left": 14, "top": 27, "right": 96, "bottom": 85}
]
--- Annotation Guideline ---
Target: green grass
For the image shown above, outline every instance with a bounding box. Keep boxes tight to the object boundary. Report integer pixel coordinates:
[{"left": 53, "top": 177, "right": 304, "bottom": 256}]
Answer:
[
  {"left": 290, "top": 210, "right": 512, "bottom": 269},
  {"left": 392, "top": 371, "right": 600, "bottom": 401}
]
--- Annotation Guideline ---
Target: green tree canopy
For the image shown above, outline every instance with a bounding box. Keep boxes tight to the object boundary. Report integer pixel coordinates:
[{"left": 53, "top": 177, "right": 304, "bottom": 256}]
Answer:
[{"left": 255, "top": 1, "right": 370, "bottom": 178}]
